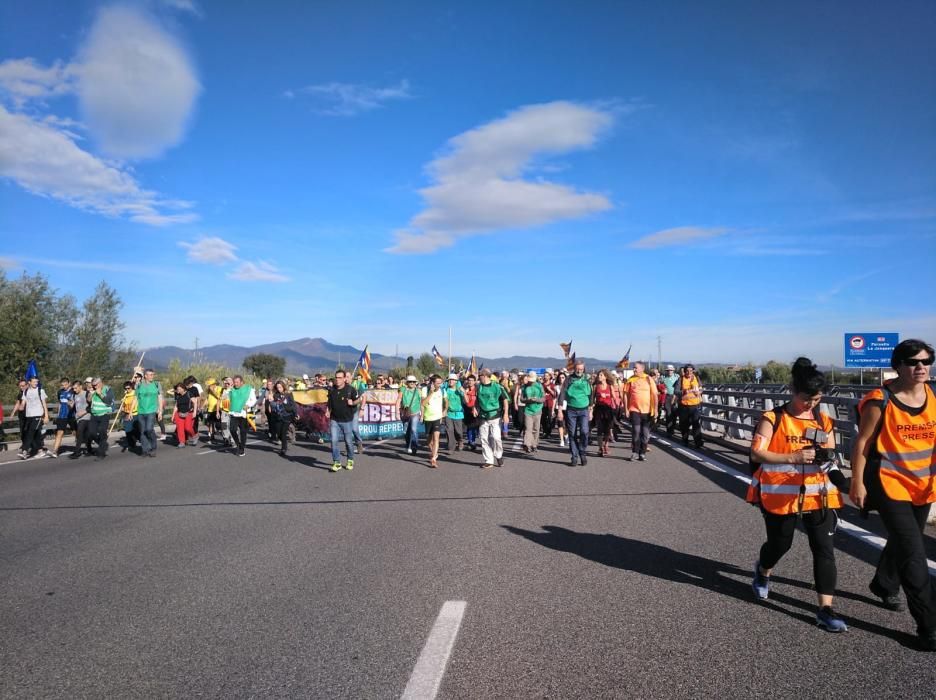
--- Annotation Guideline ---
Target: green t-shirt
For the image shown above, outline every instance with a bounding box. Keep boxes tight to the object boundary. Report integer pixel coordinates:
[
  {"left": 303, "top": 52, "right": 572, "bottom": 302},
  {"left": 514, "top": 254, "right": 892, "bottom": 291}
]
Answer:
[
  {"left": 136, "top": 380, "right": 160, "bottom": 415},
  {"left": 522, "top": 382, "right": 545, "bottom": 415},
  {"left": 228, "top": 384, "right": 254, "bottom": 414},
  {"left": 445, "top": 386, "right": 464, "bottom": 419},
  {"left": 476, "top": 381, "right": 507, "bottom": 419},
  {"left": 565, "top": 375, "right": 592, "bottom": 409},
  {"left": 661, "top": 374, "right": 679, "bottom": 395}
]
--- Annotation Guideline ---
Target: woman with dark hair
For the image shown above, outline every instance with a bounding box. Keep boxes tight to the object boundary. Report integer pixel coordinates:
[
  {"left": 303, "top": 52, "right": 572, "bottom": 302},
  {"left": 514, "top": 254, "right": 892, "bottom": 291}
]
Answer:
[
  {"left": 269, "top": 380, "right": 297, "bottom": 457},
  {"left": 746, "top": 357, "right": 849, "bottom": 632},
  {"left": 172, "top": 383, "right": 195, "bottom": 448},
  {"left": 851, "top": 338, "right": 936, "bottom": 651},
  {"left": 592, "top": 370, "right": 619, "bottom": 457}
]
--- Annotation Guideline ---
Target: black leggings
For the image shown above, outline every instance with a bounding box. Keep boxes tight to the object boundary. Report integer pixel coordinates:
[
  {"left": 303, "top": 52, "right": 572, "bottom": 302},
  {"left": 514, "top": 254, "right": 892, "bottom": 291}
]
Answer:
[
  {"left": 867, "top": 467, "right": 936, "bottom": 633},
  {"left": 276, "top": 417, "right": 290, "bottom": 453},
  {"left": 230, "top": 416, "right": 248, "bottom": 451},
  {"left": 759, "top": 508, "right": 837, "bottom": 596}
]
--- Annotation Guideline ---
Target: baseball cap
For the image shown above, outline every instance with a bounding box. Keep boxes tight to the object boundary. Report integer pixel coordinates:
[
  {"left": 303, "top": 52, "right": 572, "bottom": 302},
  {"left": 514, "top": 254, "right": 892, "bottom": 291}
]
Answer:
[
  {"left": 406, "top": 375, "right": 417, "bottom": 382},
  {"left": 448, "top": 373, "right": 458, "bottom": 380},
  {"left": 666, "top": 364, "right": 675, "bottom": 370}
]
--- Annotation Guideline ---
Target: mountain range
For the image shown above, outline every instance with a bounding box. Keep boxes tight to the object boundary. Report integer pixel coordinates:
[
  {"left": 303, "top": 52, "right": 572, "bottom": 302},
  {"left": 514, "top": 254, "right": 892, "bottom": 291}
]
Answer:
[{"left": 143, "top": 337, "right": 619, "bottom": 375}]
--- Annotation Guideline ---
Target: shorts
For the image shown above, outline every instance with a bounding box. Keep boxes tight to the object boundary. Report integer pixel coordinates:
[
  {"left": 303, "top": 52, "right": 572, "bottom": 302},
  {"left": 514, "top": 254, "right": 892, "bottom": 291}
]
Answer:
[
  {"left": 424, "top": 419, "right": 442, "bottom": 435},
  {"left": 55, "top": 417, "right": 76, "bottom": 431}
]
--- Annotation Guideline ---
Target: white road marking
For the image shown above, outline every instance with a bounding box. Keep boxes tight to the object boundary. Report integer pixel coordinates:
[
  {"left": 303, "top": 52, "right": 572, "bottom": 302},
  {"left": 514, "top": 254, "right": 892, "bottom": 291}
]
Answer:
[
  {"left": 401, "top": 600, "right": 466, "bottom": 700},
  {"left": 651, "top": 434, "right": 936, "bottom": 576}
]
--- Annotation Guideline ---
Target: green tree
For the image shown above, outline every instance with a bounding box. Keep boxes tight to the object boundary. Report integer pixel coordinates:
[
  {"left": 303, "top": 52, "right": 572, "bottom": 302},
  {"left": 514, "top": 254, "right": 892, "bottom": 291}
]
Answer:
[
  {"left": 415, "top": 352, "right": 440, "bottom": 378},
  {"left": 69, "top": 282, "right": 134, "bottom": 381},
  {"left": 242, "top": 352, "right": 286, "bottom": 380},
  {"left": 761, "top": 360, "right": 792, "bottom": 385}
]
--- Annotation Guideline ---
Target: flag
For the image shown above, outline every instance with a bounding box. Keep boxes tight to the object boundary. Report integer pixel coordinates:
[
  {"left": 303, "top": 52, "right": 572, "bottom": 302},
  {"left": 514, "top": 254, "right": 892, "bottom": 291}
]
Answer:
[
  {"left": 566, "top": 352, "right": 576, "bottom": 371},
  {"left": 357, "top": 345, "right": 372, "bottom": 384},
  {"left": 431, "top": 345, "right": 445, "bottom": 367},
  {"left": 616, "top": 344, "right": 633, "bottom": 369},
  {"left": 468, "top": 354, "right": 478, "bottom": 376},
  {"left": 24, "top": 360, "right": 39, "bottom": 381},
  {"left": 560, "top": 340, "right": 572, "bottom": 358}
]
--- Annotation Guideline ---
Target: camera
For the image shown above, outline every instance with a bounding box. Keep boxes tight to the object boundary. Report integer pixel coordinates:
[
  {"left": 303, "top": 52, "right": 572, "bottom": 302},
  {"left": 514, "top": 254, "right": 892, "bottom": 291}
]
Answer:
[{"left": 813, "top": 447, "right": 837, "bottom": 464}]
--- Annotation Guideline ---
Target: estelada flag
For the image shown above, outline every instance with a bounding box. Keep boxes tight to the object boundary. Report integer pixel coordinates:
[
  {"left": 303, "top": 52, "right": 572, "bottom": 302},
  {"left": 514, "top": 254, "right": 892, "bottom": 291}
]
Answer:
[
  {"left": 358, "top": 345, "right": 372, "bottom": 383},
  {"left": 431, "top": 345, "right": 445, "bottom": 367},
  {"left": 616, "top": 344, "right": 633, "bottom": 369},
  {"left": 468, "top": 354, "right": 478, "bottom": 376},
  {"left": 559, "top": 340, "right": 572, "bottom": 358},
  {"left": 565, "top": 352, "right": 576, "bottom": 371}
]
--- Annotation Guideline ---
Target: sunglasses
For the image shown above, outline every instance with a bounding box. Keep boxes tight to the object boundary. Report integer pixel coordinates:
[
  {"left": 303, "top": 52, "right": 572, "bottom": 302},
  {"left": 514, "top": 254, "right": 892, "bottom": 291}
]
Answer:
[{"left": 901, "top": 356, "right": 935, "bottom": 367}]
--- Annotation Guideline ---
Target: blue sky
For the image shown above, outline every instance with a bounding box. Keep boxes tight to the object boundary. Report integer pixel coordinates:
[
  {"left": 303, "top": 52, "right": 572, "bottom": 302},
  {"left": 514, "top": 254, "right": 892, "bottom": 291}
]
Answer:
[{"left": 1, "top": 0, "right": 934, "bottom": 365}]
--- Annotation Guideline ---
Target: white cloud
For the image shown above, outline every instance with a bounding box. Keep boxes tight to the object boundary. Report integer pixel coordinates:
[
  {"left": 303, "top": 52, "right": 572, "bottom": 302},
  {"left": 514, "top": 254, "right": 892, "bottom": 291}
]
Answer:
[
  {"left": 0, "top": 105, "right": 197, "bottom": 225},
  {"left": 228, "top": 261, "right": 290, "bottom": 283},
  {"left": 387, "top": 101, "right": 614, "bottom": 254},
  {"left": 178, "top": 237, "right": 238, "bottom": 265},
  {"left": 286, "top": 79, "right": 411, "bottom": 116},
  {"left": 629, "top": 226, "right": 731, "bottom": 250},
  {"left": 76, "top": 6, "right": 201, "bottom": 158},
  {"left": 0, "top": 58, "right": 75, "bottom": 107},
  {"left": 159, "top": 0, "right": 202, "bottom": 16}
]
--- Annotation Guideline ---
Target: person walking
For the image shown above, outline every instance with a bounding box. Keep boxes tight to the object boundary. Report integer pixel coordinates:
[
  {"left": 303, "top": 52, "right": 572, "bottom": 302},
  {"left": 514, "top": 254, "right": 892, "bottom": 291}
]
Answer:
[
  {"left": 118, "top": 381, "right": 140, "bottom": 453},
  {"left": 592, "top": 370, "right": 619, "bottom": 457},
  {"left": 421, "top": 374, "right": 447, "bottom": 468},
  {"left": 444, "top": 373, "right": 467, "bottom": 452},
  {"left": 12, "top": 379, "right": 28, "bottom": 453},
  {"left": 462, "top": 374, "right": 480, "bottom": 450},
  {"left": 554, "top": 369, "right": 569, "bottom": 447},
  {"left": 557, "top": 361, "right": 594, "bottom": 466},
  {"left": 521, "top": 371, "right": 546, "bottom": 454},
  {"left": 171, "top": 383, "right": 196, "bottom": 448},
  {"left": 677, "top": 364, "right": 704, "bottom": 448},
  {"left": 398, "top": 375, "right": 423, "bottom": 455},
  {"left": 327, "top": 369, "right": 359, "bottom": 472},
  {"left": 476, "top": 369, "right": 510, "bottom": 469},
  {"left": 136, "top": 368, "right": 163, "bottom": 458},
  {"left": 18, "top": 375, "right": 49, "bottom": 459},
  {"left": 269, "top": 380, "right": 297, "bottom": 457},
  {"left": 850, "top": 339, "right": 936, "bottom": 651},
  {"left": 623, "top": 362, "right": 658, "bottom": 461},
  {"left": 70, "top": 379, "right": 93, "bottom": 459},
  {"left": 541, "top": 371, "right": 557, "bottom": 440},
  {"left": 661, "top": 364, "right": 680, "bottom": 435},
  {"left": 227, "top": 375, "right": 257, "bottom": 457},
  {"left": 50, "top": 377, "right": 75, "bottom": 458},
  {"left": 87, "top": 378, "right": 114, "bottom": 460},
  {"left": 747, "top": 358, "right": 848, "bottom": 633}
]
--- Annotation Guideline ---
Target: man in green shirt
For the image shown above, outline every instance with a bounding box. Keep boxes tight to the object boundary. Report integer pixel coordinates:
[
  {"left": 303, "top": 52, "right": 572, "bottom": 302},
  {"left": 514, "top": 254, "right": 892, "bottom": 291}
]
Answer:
[
  {"left": 136, "top": 368, "right": 163, "bottom": 458},
  {"left": 521, "top": 371, "right": 545, "bottom": 454},
  {"left": 476, "top": 368, "right": 510, "bottom": 469},
  {"left": 444, "top": 373, "right": 467, "bottom": 452},
  {"left": 557, "top": 361, "right": 594, "bottom": 466},
  {"left": 661, "top": 364, "right": 680, "bottom": 435}
]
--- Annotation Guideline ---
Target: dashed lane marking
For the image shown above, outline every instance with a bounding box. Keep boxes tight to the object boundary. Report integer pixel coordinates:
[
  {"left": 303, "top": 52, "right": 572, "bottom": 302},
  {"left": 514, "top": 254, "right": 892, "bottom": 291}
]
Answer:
[{"left": 401, "top": 600, "right": 466, "bottom": 700}]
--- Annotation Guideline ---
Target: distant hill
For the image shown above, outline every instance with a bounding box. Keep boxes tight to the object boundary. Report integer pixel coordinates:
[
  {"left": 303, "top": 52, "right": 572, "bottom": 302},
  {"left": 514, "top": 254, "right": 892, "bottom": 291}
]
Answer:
[{"left": 143, "top": 337, "right": 622, "bottom": 375}]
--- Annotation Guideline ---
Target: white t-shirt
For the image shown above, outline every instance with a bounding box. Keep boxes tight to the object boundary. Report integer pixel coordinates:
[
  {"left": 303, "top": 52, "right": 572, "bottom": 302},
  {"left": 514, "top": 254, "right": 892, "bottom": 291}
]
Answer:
[{"left": 23, "top": 386, "right": 48, "bottom": 418}]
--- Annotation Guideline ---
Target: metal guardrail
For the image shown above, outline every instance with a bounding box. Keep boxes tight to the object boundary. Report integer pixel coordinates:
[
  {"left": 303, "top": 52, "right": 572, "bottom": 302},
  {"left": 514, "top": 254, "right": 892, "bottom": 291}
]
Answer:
[{"left": 697, "top": 382, "right": 935, "bottom": 463}]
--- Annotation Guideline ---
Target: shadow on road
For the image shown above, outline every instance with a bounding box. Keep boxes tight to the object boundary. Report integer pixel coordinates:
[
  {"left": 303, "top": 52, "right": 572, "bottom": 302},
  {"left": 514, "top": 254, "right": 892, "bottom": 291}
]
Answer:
[{"left": 502, "top": 524, "right": 918, "bottom": 648}]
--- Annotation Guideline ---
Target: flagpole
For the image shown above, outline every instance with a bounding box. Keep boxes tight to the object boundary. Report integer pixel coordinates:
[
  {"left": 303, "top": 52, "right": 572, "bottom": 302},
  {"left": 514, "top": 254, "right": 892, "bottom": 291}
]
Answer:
[
  {"left": 109, "top": 351, "right": 147, "bottom": 434},
  {"left": 448, "top": 326, "right": 453, "bottom": 374}
]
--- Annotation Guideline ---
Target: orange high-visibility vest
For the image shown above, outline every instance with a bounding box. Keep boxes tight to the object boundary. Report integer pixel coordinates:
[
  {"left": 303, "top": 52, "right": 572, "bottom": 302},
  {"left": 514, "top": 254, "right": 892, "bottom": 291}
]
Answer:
[
  {"left": 679, "top": 376, "right": 702, "bottom": 406},
  {"left": 746, "top": 408, "right": 842, "bottom": 515},
  {"left": 858, "top": 385, "right": 936, "bottom": 505}
]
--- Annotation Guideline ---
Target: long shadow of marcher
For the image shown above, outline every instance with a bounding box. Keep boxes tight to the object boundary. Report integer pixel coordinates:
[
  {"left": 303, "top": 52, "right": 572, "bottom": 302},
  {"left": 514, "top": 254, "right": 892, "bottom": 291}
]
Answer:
[{"left": 502, "top": 525, "right": 915, "bottom": 646}]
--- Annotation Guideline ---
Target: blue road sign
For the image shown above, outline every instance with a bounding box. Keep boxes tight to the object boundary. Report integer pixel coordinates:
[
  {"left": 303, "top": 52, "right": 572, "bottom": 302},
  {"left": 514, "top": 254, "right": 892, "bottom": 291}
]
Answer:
[{"left": 844, "top": 332, "right": 899, "bottom": 368}]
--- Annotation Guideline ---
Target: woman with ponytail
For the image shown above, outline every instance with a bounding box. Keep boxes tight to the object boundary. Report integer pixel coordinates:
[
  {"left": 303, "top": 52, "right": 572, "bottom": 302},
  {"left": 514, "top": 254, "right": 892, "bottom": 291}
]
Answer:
[{"left": 746, "top": 357, "right": 849, "bottom": 632}]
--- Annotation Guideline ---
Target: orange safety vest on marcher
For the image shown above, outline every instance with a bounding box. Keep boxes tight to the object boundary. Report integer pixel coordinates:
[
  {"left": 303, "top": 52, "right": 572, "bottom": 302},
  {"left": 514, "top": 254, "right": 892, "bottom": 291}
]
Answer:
[
  {"left": 746, "top": 408, "right": 842, "bottom": 515},
  {"left": 858, "top": 385, "right": 936, "bottom": 505},
  {"left": 679, "top": 376, "right": 702, "bottom": 406}
]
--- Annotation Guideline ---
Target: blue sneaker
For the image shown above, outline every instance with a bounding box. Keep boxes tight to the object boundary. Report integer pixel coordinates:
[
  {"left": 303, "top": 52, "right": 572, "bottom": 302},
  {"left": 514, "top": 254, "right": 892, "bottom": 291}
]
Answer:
[
  {"left": 816, "top": 606, "right": 848, "bottom": 633},
  {"left": 752, "top": 562, "right": 770, "bottom": 600}
]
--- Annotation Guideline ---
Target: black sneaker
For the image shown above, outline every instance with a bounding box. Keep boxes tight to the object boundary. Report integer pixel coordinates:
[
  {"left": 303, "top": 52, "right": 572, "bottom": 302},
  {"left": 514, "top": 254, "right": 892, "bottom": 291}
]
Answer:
[
  {"left": 580, "top": 455, "right": 588, "bottom": 466},
  {"left": 869, "top": 580, "right": 905, "bottom": 612},
  {"left": 569, "top": 458, "right": 577, "bottom": 467},
  {"left": 496, "top": 457, "right": 504, "bottom": 467}
]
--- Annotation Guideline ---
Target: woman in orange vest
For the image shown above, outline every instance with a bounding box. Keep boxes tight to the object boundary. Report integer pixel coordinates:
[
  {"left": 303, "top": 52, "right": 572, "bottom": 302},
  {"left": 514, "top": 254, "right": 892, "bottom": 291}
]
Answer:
[
  {"left": 850, "top": 338, "right": 936, "bottom": 651},
  {"left": 746, "top": 357, "right": 848, "bottom": 632}
]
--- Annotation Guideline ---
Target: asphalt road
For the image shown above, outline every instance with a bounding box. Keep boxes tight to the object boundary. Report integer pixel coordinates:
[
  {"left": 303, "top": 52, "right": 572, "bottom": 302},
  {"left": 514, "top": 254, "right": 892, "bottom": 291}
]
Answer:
[{"left": 1, "top": 428, "right": 934, "bottom": 699}]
